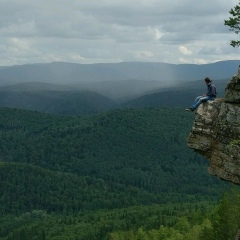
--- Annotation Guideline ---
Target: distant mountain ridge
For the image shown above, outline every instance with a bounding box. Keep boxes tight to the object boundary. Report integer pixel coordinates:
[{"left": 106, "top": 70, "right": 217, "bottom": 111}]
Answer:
[
  {"left": 0, "top": 60, "right": 238, "bottom": 115},
  {"left": 0, "top": 60, "right": 239, "bottom": 84},
  {"left": 0, "top": 78, "right": 231, "bottom": 115}
]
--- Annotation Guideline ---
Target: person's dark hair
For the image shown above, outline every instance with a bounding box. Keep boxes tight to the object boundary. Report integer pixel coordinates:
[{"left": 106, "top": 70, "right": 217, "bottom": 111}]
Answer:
[{"left": 205, "top": 77, "right": 211, "bottom": 83}]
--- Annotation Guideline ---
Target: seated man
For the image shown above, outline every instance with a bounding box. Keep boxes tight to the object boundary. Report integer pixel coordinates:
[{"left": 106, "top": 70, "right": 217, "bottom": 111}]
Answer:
[{"left": 185, "top": 77, "right": 217, "bottom": 112}]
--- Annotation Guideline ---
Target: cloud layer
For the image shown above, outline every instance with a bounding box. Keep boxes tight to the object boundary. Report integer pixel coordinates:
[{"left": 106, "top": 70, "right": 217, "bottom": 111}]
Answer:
[{"left": 0, "top": 0, "right": 239, "bottom": 65}]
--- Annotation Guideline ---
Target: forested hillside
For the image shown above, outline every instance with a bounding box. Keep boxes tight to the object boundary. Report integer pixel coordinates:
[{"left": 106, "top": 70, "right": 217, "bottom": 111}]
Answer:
[
  {"left": 0, "top": 107, "right": 227, "bottom": 197},
  {"left": 0, "top": 90, "right": 116, "bottom": 115},
  {"left": 0, "top": 107, "right": 232, "bottom": 239}
]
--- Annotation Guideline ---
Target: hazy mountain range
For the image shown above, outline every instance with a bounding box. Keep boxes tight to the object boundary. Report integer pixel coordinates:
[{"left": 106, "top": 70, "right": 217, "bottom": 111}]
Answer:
[
  {"left": 0, "top": 60, "right": 239, "bottom": 84},
  {"left": 0, "top": 60, "right": 238, "bottom": 114}
]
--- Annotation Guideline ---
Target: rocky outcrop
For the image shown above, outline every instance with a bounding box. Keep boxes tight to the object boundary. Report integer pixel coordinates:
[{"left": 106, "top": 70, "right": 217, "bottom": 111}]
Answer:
[
  {"left": 225, "top": 74, "right": 240, "bottom": 103},
  {"left": 187, "top": 76, "right": 240, "bottom": 184}
]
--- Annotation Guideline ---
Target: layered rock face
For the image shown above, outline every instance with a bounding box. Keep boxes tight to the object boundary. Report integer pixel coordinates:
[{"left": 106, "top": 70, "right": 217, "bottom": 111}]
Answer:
[{"left": 187, "top": 76, "right": 240, "bottom": 184}]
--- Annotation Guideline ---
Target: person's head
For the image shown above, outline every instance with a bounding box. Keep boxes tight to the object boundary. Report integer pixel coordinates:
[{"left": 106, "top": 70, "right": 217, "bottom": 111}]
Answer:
[{"left": 204, "top": 77, "right": 211, "bottom": 84}]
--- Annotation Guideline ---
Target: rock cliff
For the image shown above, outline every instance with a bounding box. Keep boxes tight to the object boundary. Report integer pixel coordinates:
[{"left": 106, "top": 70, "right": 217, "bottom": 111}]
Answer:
[{"left": 187, "top": 76, "right": 240, "bottom": 184}]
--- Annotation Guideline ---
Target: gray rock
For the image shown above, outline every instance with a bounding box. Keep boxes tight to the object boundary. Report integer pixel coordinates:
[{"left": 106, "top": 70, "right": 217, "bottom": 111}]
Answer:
[
  {"left": 225, "top": 76, "right": 240, "bottom": 103},
  {"left": 187, "top": 78, "right": 240, "bottom": 184}
]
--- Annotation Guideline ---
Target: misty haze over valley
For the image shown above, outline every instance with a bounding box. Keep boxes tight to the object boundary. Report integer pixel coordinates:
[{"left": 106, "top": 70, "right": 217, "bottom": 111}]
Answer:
[{"left": 0, "top": 60, "right": 238, "bottom": 115}]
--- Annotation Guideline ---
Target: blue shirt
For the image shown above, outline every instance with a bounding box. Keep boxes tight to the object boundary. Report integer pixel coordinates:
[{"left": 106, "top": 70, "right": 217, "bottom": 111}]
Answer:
[{"left": 206, "top": 83, "right": 217, "bottom": 97}]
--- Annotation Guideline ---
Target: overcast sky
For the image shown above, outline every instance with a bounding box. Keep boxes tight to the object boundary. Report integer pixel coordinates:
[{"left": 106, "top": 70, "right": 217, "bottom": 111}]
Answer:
[{"left": 0, "top": 0, "right": 239, "bottom": 66}]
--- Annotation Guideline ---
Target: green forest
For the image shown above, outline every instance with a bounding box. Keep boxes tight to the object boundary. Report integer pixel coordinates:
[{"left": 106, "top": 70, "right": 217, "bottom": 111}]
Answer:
[{"left": 0, "top": 106, "right": 239, "bottom": 239}]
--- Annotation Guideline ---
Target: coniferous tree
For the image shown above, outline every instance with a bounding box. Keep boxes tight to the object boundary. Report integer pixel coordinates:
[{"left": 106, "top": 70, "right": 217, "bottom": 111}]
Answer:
[{"left": 224, "top": 1, "right": 240, "bottom": 47}]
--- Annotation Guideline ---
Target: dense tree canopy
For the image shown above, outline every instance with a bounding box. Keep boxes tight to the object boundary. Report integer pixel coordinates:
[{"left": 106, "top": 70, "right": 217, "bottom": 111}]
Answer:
[{"left": 0, "top": 106, "right": 232, "bottom": 239}]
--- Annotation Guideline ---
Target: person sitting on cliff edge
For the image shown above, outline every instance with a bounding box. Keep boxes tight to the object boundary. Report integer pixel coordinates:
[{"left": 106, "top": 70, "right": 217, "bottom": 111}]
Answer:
[{"left": 185, "top": 77, "right": 217, "bottom": 112}]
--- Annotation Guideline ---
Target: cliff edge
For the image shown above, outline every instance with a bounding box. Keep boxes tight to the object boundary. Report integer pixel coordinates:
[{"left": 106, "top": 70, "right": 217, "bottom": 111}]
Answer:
[{"left": 187, "top": 75, "right": 240, "bottom": 184}]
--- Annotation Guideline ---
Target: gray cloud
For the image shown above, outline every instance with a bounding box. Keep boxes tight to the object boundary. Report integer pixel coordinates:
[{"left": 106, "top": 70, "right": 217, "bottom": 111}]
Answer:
[{"left": 0, "top": 0, "right": 239, "bottom": 65}]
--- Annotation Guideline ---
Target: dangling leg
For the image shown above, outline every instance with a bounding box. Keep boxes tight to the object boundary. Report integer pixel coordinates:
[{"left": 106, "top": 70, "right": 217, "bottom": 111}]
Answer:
[
  {"left": 192, "top": 96, "right": 210, "bottom": 110},
  {"left": 193, "top": 96, "right": 202, "bottom": 106},
  {"left": 186, "top": 96, "right": 202, "bottom": 111}
]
